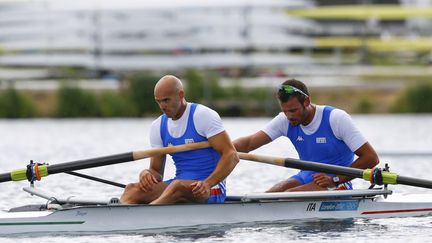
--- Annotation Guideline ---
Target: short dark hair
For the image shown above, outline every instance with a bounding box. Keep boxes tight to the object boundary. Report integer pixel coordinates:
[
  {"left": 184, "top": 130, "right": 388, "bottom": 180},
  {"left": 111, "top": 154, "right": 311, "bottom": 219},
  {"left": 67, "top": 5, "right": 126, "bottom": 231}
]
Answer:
[{"left": 277, "top": 79, "right": 309, "bottom": 103}]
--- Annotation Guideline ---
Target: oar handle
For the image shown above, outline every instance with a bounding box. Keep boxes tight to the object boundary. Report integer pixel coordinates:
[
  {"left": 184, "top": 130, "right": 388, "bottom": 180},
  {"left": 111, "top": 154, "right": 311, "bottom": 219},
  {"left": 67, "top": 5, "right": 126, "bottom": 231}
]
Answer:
[{"left": 132, "top": 141, "right": 210, "bottom": 160}]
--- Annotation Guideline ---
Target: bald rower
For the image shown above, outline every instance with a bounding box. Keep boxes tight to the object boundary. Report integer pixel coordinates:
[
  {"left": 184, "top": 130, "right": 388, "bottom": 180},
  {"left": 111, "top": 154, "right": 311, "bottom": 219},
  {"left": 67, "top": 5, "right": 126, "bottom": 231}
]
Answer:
[{"left": 120, "top": 75, "right": 239, "bottom": 204}]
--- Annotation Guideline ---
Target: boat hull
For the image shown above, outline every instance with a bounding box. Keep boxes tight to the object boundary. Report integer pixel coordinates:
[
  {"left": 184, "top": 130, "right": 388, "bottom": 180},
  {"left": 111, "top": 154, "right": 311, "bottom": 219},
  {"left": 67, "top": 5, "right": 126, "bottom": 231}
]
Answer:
[{"left": 1, "top": 194, "right": 432, "bottom": 235}]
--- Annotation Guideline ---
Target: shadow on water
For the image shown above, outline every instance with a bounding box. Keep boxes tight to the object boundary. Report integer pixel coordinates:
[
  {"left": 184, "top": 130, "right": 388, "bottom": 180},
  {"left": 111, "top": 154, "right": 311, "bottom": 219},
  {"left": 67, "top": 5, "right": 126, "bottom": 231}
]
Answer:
[
  {"left": 288, "top": 218, "right": 358, "bottom": 234},
  {"left": 154, "top": 218, "right": 397, "bottom": 241},
  {"left": 134, "top": 218, "right": 367, "bottom": 241},
  {"left": 6, "top": 217, "right": 424, "bottom": 242}
]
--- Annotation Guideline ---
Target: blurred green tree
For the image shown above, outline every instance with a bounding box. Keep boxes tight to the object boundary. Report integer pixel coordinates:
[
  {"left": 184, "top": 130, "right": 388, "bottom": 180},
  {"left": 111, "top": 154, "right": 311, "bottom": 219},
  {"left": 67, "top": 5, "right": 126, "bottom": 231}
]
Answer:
[
  {"left": 100, "top": 91, "right": 138, "bottom": 117},
  {"left": 126, "top": 73, "right": 160, "bottom": 115},
  {"left": 57, "top": 84, "right": 100, "bottom": 117},
  {"left": 0, "top": 88, "right": 35, "bottom": 118},
  {"left": 184, "top": 69, "right": 204, "bottom": 102},
  {"left": 391, "top": 82, "right": 432, "bottom": 113}
]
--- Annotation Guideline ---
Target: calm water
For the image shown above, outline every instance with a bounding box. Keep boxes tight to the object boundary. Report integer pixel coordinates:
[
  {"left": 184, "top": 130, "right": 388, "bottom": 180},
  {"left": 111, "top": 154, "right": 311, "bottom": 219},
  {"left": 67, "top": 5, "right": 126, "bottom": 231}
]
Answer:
[{"left": 1, "top": 115, "right": 432, "bottom": 242}]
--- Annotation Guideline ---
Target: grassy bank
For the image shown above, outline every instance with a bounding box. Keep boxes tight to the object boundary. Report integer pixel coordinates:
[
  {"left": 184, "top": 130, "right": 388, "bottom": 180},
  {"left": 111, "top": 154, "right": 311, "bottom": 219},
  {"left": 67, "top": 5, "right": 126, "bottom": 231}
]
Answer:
[{"left": 1, "top": 72, "right": 431, "bottom": 118}]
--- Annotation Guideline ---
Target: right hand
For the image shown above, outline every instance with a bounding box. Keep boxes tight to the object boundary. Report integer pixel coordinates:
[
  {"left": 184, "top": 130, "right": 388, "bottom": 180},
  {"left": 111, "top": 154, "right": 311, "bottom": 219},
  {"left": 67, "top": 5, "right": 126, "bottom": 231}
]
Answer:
[
  {"left": 138, "top": 170, "right": 159, "bottom": 192},
  {"left": 312, "top": 173, "right": 335, "bottom": 188}
]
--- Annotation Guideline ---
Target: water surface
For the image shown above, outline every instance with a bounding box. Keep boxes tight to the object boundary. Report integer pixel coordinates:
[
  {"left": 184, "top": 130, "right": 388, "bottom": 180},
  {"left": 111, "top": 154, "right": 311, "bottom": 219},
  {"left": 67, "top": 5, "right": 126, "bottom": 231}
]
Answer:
[{"left": 0, "top": 115, "right": 432, "bottom": 242}]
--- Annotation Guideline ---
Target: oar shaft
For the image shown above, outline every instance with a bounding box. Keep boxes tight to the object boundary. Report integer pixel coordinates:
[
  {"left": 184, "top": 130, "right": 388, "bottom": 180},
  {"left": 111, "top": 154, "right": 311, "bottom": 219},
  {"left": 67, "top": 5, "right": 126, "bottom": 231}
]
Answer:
[
  {"left": 0, "top": 173, "right": 11, "bottom": 183},
  {"left": 0, "top": 141, "right": 211, "bottom": 183},
  {"left": 238, "top": 152, "right": 432, "bottom": 190},
  {"left": 397, "top": 176, "right": 432, "bottom": 189},
  {"left": 238, "top": 152, "right": 364, "bottom": 178},
  {"left": 0, "top": 153, "right": 134, "bottom": 183},
  {"left": 64, "top": 171, "right": 126, "bottom": 188},
  {"left": 283, "top": 157, "right": 364, "bottom": 178},
  {"left": 48, "top": 152, "right": 133, "bottom": 175}
]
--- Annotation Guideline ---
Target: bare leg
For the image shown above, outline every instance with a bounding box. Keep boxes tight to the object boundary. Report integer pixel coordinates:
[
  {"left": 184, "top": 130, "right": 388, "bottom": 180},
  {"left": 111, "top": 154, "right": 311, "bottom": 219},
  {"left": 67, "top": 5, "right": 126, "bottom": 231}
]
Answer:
[
  {"left": 266, "top": 178, "right": 302, "bottom": 192},
  {"left": 150, "top": 180, "right": 206, "bottom": 205},
  {"left": 120, "top": 182, "right": 168, "bottom": 204},
  {"left": 286, "top": 182, "right": 327, "bottom": 192}
]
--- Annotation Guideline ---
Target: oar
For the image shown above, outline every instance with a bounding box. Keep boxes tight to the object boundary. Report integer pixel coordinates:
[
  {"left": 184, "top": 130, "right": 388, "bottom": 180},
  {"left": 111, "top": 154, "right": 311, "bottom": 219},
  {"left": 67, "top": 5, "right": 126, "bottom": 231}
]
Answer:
[
  {"left": 238, "top": 152, "right": 432, "bottom": 189},
  {"left": 64, "top": 171, "right": 126, "bottom": 188},
  {"left": 0, "top": 141, "right": 211, "bottom": 183}
]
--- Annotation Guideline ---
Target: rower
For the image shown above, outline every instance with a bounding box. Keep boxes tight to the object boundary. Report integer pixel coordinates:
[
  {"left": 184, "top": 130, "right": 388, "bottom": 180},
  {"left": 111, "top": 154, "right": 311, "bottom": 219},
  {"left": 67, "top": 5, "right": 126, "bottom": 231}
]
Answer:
[
  {"left": 120, "top": 75, "right": 239, "bottom": 204},
  {"left": 233, "top": 79, "right": 379, "bottom": 192}
]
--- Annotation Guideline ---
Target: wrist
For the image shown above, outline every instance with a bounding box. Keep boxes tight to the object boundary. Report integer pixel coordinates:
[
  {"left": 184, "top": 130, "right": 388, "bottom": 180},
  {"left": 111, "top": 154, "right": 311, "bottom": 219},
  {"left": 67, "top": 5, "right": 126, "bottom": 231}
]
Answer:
[
  {"left": 332, "top": 176, "right": 340, "bottom": 186},
  {"left": 202, "top": 180, "right": 214, "bottom": 189},
  {"left": 142, "top": 169, "right": 161, "bottom": 181}
]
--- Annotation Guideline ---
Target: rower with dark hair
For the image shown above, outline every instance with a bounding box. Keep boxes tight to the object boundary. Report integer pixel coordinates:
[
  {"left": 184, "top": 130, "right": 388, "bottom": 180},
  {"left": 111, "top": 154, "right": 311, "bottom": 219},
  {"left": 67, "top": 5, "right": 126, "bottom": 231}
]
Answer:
[{"left": 234, "top": 79, "right": 379, "bottom": 192}]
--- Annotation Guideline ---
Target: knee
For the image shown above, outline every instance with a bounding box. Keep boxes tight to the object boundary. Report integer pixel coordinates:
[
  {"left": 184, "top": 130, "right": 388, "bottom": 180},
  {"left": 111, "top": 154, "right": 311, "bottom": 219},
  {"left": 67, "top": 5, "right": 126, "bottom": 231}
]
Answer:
[
  {"left": 167, "top": 180, "right": 185, "bottom": 190},
  {"left": 124, "top": 183, "right": 139, "bottom": 193},
  {"left": 120, "top": 183, "right": 139, "bottom": 204},
  {"left": 165, "top": 180, "right": 189, "bottom": 194}
]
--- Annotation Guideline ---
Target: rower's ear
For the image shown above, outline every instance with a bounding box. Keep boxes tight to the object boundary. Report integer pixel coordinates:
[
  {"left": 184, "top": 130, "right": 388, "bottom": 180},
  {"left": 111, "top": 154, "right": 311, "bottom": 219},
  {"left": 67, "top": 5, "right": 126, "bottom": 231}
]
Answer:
[
  {"left": 179, "top": 89, "right": 185, "bottom": 99},
  {"left": 303, "top": 96, "right": 311, "bottom": 107}
]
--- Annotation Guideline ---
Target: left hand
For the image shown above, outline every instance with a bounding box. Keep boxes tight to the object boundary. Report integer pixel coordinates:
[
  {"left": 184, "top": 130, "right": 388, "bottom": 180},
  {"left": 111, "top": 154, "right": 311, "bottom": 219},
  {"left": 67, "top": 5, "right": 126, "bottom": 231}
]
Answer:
[
  {"left": 312, "top": 173, "right": 335, "bottom": 188},
  {"left": 190, "top": 181, "right": 211, "bottom": 200}
]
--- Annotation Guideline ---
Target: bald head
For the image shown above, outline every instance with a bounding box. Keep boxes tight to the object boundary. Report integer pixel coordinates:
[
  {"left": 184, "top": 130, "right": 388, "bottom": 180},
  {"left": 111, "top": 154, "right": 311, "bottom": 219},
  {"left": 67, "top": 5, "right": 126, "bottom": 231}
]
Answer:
[
  {"left": 154, "top": 75, "right": 184, "bottom": 96},
  {"left": 154, "top": 75, "right": 187, "bottom": 119}
]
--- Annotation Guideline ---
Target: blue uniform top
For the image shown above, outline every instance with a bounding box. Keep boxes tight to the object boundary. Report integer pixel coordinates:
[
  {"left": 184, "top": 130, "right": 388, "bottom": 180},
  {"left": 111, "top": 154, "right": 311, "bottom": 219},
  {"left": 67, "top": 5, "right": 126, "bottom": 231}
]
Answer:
[
  {"left": 287, "top": 106, "right": 354, "bottom": 172},
  {"left": 160, "top": 103, "right": 221, "bottom": 181}
]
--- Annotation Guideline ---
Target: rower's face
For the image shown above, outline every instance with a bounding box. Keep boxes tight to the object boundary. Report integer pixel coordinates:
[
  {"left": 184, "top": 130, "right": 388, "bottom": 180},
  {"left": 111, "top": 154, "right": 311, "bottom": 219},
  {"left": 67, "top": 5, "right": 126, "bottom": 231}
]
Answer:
[
  {"left": 280, "top": 97, "right": 308, "bottom": 126},
  {"left": 154, "top": 88, "right": 183, "bottom": 119}
]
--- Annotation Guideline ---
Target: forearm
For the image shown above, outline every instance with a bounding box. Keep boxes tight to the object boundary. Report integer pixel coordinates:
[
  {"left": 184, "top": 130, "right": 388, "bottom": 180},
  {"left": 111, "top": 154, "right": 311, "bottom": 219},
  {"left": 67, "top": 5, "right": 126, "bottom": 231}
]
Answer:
[
  {"left": 233, "top": 131, "right": 272, "bottom": 153},
  {"left": 204, "top": 150, "right": 239, "bottom": 187},
  {"left": 145, "top": 156, "right": 166, "bottom": 182},
  {"left": 233, "top": 136, "right": 252, "bottom": 153}
]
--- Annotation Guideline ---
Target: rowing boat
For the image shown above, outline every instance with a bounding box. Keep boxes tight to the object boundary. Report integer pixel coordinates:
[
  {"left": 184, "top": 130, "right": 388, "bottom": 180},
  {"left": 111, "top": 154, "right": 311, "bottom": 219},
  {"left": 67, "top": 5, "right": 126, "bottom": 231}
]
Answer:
[
  {"left": 1, "top": 186, "right": 432, "bottom": 235},
  {"left": 1, "top": 142, "right": 432, "bottom": 235}
]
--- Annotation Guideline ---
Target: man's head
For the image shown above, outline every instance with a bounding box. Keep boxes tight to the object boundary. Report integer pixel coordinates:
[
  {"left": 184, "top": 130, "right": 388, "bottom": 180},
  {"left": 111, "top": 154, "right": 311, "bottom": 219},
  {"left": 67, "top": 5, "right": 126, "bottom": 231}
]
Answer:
[
  {"left": 277, "top": 79, "right": 312, "bottom": 126},
  {"left": 154, "top": 75, "right": 187, "bottom": 120}
]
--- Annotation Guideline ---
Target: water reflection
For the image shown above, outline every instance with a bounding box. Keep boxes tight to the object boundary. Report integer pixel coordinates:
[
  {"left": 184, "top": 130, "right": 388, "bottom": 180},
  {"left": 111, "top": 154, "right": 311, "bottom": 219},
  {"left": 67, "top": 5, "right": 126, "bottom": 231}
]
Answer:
[
  {"left": 142, "top": 219, "right": 360, "bottom": 241},
  {"left": 152, "top": 225, "right": 231, "bottom": 241},
  {"left": 289, "top": 219, "right": 357, "bottom": 234}
]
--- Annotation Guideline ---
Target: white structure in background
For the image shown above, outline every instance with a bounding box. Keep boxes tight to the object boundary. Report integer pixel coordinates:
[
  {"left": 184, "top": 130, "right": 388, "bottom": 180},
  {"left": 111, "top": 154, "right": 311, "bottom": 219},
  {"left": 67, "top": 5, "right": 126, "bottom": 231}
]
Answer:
[
  {"left": 0, "top": 0, "right": 314, "bottom": 72},
  {"left": 402, "top": 0, "right": 432, "bottom": 35}
]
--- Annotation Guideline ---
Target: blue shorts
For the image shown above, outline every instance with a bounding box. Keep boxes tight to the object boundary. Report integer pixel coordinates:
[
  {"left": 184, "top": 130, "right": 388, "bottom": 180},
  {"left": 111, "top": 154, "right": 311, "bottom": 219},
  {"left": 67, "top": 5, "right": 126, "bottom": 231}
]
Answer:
[
  {"left": 164, "top": 179, "right": 226, "bottom": 203},
  {"left": 290, "top": 170, "right": 353, "bottom": 190}
]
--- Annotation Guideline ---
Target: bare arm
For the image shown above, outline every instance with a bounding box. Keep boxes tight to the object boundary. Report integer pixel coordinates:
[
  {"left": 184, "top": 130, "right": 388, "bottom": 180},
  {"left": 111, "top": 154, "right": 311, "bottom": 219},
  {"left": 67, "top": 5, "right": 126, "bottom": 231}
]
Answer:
[
  {"left": 232, "top": 130, "right": 272, "bottom": 153},
  {"left": 146, "top": 155, "right": 166, "bottom": 179},
  {"left": 138, "top": 154, "right": 166, "bottom": 191},
  {"left": 313, "top": 142, "right": 379, "bottom": 187},
  {"left": 202, "top": 131, "right": 239, "bottom": 187},
  {"left": 338, "top": 142, "right": 379, "bottom": 182}
]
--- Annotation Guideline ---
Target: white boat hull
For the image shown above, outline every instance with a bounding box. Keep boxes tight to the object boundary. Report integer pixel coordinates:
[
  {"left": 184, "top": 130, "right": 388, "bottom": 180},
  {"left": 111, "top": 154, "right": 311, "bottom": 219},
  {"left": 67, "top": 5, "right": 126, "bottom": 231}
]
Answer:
[{"left": 1, "top": 192, "right": 432, "bottom": 235}]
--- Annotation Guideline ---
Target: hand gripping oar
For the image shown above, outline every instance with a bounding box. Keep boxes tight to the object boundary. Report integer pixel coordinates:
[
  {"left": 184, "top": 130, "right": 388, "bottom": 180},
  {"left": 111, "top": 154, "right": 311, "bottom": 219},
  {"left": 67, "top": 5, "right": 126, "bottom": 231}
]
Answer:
[
  {"left": 238, "top": 152, "right": 432, "bottom": 189},
  {"left": 0, "top": 141, "right": 211, "bottom": 183}
]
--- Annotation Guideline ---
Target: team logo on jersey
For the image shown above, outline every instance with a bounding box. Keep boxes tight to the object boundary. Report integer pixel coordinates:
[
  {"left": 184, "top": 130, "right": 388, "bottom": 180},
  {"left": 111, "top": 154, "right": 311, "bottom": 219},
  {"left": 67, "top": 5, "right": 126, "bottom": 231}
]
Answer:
[
  {"left": 296, "top": 136, "right": 304, "bottom": 142},
  {"left": 316, "top": 137, "right": 327, "bottom": 144},
  {"left": 185, "top": 139, "right": 195, "bottom": 144}
]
